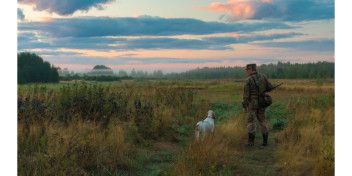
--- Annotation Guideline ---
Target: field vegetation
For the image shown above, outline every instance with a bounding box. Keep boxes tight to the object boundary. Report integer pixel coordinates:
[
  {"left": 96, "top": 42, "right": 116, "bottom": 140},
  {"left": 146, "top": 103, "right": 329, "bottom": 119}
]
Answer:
[{"left": 18, "top": 79, "right": 334, "bottom": 175}]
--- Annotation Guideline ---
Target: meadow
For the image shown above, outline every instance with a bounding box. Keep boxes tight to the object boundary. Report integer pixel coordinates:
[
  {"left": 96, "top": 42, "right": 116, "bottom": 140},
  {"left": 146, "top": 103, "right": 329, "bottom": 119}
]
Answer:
[{"left": 17, "top": 79, "right": 334, "bottom": 176}]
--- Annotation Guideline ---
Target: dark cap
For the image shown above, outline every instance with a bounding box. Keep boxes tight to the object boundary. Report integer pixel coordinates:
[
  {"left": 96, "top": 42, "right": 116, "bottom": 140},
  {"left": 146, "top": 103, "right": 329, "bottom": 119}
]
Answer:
[{"left": 245, "top": 64, "right": 256, "bottom": 71}]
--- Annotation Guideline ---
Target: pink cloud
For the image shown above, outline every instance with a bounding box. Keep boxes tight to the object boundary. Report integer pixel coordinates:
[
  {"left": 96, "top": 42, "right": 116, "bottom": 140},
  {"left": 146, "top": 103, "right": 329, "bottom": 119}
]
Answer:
[
  {"left": 40, "top": 17, "right": 55, "bottom": 22},
  {"left": 200, "top": 0, "right": 270, "bottom": 21}
]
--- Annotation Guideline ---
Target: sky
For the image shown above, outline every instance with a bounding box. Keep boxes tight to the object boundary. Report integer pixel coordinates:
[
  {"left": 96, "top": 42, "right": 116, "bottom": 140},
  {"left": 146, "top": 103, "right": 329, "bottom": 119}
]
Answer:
[{"left": 17, "top": 0, "right": 335, "bottom": 73}]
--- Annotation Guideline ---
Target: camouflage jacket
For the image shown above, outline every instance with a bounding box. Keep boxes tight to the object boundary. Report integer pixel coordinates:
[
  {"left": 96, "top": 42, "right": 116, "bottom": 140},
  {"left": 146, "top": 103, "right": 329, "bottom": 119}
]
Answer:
[{"left": 242, "top": 71, "right": 273, "bottom": 108}]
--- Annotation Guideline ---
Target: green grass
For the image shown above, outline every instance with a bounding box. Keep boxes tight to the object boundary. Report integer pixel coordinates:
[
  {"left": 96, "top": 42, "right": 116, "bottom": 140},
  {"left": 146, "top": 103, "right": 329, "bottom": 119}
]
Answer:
[
  {"left": 208, "top": 82, "right": 243, "bottom": 92},
  {"left": 266, "top": 103, "right": 290, "bottom": 132}
]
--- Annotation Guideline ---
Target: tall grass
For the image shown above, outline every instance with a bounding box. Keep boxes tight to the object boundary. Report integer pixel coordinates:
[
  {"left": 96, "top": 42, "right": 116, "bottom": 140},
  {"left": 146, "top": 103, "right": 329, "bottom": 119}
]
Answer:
[
  {"left": 275, "top": 93, "right": 334, "bottom": 176},
  {"left": 18, "top": 82, "right": 202, "bottom": 175},
  {"left": 173, "top": 115, "right": 247, "bottom": 176},
  {"left": 18, "top": 119, "right": 135, "bottom": 175}
]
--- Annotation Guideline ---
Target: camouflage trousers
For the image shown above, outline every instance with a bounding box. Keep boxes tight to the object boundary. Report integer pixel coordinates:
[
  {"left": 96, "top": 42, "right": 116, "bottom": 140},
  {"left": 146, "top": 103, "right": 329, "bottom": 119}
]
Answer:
[{"left": 246, "top": 99, "right": 269, "bottom": 134}]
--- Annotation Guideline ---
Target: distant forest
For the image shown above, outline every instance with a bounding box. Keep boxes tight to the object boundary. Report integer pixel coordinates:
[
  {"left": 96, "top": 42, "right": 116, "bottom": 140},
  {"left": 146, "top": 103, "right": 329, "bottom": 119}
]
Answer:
[
  {"left": 164, "top": 62, "right": 334, "bottom": 79},
  {"left": 18, "top": 52, "right": 334, "bottom": 83},
  {"left": 60, "top": 61, "right": 334, "bottom": 80},
  {"left": 18, "top": 52, "right": 59, "bottom": 84},
  {"left": 59, "top": 64, "right": 125, "bottom": 82}
]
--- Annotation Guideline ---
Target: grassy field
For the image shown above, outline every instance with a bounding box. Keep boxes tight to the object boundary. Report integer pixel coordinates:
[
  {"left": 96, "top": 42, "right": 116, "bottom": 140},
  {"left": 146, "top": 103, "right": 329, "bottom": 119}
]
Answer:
[{"left": 17, "top": 79, "right": 334, "bottom": 175}]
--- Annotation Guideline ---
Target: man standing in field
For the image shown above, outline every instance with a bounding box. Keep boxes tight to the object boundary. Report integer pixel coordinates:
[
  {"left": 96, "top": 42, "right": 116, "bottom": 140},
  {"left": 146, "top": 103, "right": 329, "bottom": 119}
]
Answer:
[{"left": 242, "top": 64, "right": 273, "bottom": 149}]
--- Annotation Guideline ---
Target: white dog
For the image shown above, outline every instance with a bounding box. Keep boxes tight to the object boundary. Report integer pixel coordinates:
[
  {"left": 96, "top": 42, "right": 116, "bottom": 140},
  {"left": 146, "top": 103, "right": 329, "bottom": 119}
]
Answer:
[{"left": 195, "top": 110, "right": 216, "bottom": 142}]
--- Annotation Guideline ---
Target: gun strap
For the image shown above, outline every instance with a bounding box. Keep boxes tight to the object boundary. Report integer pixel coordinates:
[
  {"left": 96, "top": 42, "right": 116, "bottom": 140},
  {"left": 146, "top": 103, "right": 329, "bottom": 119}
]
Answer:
[{"left": 250, "top": 75, "right": 261, "bottom": 96}]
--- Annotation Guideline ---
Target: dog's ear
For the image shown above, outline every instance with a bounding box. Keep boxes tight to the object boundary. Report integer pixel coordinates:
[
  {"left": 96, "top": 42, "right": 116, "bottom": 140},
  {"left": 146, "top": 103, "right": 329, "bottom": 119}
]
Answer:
[{"left": 212, "top": 112, "right": 216, "bottom": 119}]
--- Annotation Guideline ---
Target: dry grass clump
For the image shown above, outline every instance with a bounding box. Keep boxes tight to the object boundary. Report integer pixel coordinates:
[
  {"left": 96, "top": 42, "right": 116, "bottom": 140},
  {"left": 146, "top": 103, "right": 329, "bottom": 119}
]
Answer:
[
  {"left": 173, "top": 116, "right": 247, "bottom": 176},
  {"left": 276, "top": 104, "right": 334, "bottom": 176},
  {"left": 280, "top": 85, "right": 334, "bottom": 94},
  {"left": 18, "top": 119, "right": 135, "bottom": 175}
]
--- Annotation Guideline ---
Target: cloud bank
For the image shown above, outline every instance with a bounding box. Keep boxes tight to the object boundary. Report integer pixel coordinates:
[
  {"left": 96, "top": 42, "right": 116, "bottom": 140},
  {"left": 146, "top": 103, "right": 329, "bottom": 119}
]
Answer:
[
  {"left": 18, "top": 0, "right": 115, "bottom": 16},
  {"left": 202, "top": 0, "right": 334, "bottom": 22},
  {"left": 18, "top": 32, "right": 302, "bottom": 51},
  {"left": 256, "top": 39, "right": 334, "bottom": 51},
  {"left": 18, "top": 16, "right": 295, "bottom": 37},
  {"left": 18, "top": 8, "right": 25, "bottom": 21}
]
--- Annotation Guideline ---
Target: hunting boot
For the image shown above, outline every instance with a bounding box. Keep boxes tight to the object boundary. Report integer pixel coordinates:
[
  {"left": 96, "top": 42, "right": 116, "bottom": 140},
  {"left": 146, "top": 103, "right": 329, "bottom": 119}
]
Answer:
[
  {"left": 259, "top": 133, "right": 268, "bottom": 149},
  {"left": 247, "top": 132, "right": 255, "bottom": 146}
]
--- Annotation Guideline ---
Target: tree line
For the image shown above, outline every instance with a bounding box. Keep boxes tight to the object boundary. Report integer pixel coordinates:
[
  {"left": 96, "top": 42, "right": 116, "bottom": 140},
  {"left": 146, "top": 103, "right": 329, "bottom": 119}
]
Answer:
[
  {"left": 164, "top": 61, "right": 334, "bottom": 79},
  {"left": 58, "top": 64, "right": 130, "bottom": 81},
  {"left": 106, "top": 61, "right": 334, "bottom": 79},
  {"left": 18, "top": 52, "right": 59, "bottom": 84},
  {"left": 98, "top": 62, "right": 333, "bottom": 79},
  {"left": 18, "top": 52, "right": 334, "bottom": 84}
]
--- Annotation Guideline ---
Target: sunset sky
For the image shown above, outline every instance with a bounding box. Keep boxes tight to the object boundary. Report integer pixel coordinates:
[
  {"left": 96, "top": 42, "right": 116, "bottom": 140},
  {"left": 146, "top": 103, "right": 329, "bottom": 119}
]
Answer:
[{"left": 17, "top": 0, "right": 335, "bottom": 73}]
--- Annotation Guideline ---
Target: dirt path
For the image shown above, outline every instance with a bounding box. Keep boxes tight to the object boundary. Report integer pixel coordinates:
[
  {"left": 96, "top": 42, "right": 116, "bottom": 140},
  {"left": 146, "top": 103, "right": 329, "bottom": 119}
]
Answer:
[
  {"left": 135, "top": 139, "right": 192, "bottom": 176},
  {"left": 136, "top": 142, "right": 181, "bottom": 176},
  {"left": 136, "top": 126, "right": 281, "bottom": 176},
  {"left": 233, "top": 131, "right": 280, "bottom": 176}
]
